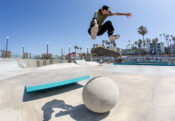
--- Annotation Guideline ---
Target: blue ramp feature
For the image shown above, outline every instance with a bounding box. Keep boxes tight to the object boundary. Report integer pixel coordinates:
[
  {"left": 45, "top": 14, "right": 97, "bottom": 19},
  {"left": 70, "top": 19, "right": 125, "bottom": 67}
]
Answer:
[
  {"left": 26, "top": 76, "right": 90, "bottom": 93},
  {"left": 124, "top": 61, "right": 169, "bottom": 64},
  {"left": 113, "top": 62, "right": 175, "bottom": 66}
]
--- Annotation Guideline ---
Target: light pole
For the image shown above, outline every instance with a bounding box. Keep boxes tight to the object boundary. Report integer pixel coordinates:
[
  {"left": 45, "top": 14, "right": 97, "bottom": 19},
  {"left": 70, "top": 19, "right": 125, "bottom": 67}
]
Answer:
[
  {"left": 128, "top": 40, "right": 131, "bottom": 55},
  {"left": 68, "top": 45, "right": 71, "bottom": 62},
  {"left": 22, "top": 45, "right": 24, "bottom": 58},
  {"left": 6, "top": 36, "right": 9, "bottom": 52},
  {"left": 63, "top": 49, "right": 65, "bottom": 56},
  {"left": 68, "top": 45, "right": 71, "bottom": 54},
  {"left": 46, "top": 41, "right": 49, "bottom": 55},
  {"left": 61, "top": 48, "right": 63, "bottom": 57},
  {"left": 87, "top": 46, "right": 89, "bottom": 61}
]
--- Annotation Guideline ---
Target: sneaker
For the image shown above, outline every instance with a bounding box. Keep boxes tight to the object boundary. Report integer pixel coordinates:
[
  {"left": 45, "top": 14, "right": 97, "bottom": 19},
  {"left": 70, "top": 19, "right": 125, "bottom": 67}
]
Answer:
[
  {"left": 91, "top": 26, "right": 99, "bottom": 40},
  {"left": 109, "top": 34, "right": 120, "bottom": 42}
]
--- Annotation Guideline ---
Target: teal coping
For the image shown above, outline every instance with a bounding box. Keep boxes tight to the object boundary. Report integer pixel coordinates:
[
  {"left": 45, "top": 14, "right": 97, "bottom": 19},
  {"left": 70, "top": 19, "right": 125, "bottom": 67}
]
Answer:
[
  {"left": 26, "top": 75, "right": 90, "bottom": 93},
  {"left": 113, "top": 63, "right": 175, "bottom": 66},
  {"left": 124, "top": 61, "right": 168, "bottom": 64}
]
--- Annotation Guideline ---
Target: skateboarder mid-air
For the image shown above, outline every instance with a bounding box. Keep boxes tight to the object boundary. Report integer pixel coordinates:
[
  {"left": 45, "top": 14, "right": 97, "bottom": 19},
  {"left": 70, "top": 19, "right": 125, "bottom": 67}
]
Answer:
[{"left": 88, "top": 5, "right": 132, "bottom": 42}]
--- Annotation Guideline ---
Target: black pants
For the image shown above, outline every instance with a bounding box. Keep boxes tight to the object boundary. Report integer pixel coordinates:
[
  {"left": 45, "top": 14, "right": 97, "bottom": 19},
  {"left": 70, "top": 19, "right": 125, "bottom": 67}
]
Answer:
[{"left": 88, "top": 21, "right": 114, "bottom": 37}]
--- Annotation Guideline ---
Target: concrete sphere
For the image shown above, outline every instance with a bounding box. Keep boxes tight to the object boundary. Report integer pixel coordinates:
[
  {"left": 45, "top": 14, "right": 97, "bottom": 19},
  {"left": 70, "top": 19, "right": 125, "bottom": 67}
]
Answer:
[{"left": 82, "top": 76, "right": 119, "bottom": 113}]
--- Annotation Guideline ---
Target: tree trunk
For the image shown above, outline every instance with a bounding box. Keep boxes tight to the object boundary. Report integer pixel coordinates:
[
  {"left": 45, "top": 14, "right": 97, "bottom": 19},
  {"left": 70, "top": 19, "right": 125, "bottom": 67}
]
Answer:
[{"left": 143, "top": 35, "right": 145, "bottom": 49}]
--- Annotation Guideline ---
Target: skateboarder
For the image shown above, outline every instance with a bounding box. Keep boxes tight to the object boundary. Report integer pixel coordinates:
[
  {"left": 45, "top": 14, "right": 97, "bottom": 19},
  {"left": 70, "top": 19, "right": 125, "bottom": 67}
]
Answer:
[{"left": 88, "top": 5, "right": 132, "bottom": 42}]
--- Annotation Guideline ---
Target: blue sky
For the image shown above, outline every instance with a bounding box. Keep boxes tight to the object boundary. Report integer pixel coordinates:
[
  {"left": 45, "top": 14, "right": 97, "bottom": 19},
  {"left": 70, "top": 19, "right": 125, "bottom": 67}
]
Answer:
[{"left": 0, "top": 0, "right": 175, "bottom": 55}]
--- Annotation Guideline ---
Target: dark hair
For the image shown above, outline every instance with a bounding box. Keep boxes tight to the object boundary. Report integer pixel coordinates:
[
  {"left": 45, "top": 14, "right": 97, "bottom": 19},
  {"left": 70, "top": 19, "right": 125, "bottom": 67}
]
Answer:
[{"left": 102, "top": 5, "right": 110, "bottom": 11}]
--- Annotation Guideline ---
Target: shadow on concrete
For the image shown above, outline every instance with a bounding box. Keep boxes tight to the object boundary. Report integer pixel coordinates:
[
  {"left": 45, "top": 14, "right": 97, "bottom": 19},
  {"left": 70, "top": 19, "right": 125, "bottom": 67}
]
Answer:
[
  {"left": 42, "top": 99, "right": 110, "bottom": 121},
  {"left": 23, "top": 83, "right": 83, "bottom": 102}
]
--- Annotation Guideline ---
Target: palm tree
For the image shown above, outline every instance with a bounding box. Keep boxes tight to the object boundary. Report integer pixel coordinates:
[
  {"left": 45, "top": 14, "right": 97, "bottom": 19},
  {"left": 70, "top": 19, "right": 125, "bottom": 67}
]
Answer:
[
  {"left": 160, "top": 34, "right": 164, "bottom": 42},
  {"left": 111, "top": 40, "right": 117, "bottom": 50},
  {"left": 146, "top": 38, "right": 151, "bottom": 44},
  {"left": 105, "top": 41, "right": 108, "bottom": 48},
  {"left": 131, "top": 46, "right": 137, "bottom": 55},
  {"left": 128, "top": 40, "right": 131, "bottom": 49},
  {"left": 106, "top": 41, "right": 109, "bottom": 48},
  {"left": 145, "top": 38, "right": 151, "bottom": 54},
  {"left": 138, "top": 39, "right": 142, "bottom": 55},
  {"left": 171, "top": 35, "right": 175, "bottom": 54},
  {"left": 74, "top": 45, "right": 78, "bottom": 53},
  {"left": 169, "top": 39, "right": 172, "bottom": 45},
  {"left": 108, "top": 41, "right": 111, "bottom": 48},
  {"left": 113, "top": 41, "right": 117, "bottom": 48},
  {"left": 164, "top": 34, "right": 171, "bottom": 53},
  {"left": 169, "top": 38, "right": 173, "bottom": 54},
  {"left": 134, "top": 41, "right": 138, "bottom": 47},
  {"left": 143, "top": 40, "right": 146, "bottom": 49},
  {"left": 165, "top": 34, "right": 169, "bottom": 47},
  {"left": 163, "top": 33, "right": 166, "bottom": 46},
  {"left": 172, "top": 35, "right": 175, "bottom": 45},
  {"left": 105, "top": 40, "right": 109, "bottom": 48},
  {"left": 80, "top": 47, "right": 82, "bottom": 53},
  {"left": 170, "top": 35, "right": 173, "bottom": 45},
  {"left": 152, "top": 38, "right": 158, "bottom": 54},
  {"left": 77, "top": 46, "right": 79, "bottom": 53},
  {"left": 146, "top": 38, "right": 151, "bottom": 47},
  {"left": 138, "top": 25, "right": 148, "bottom": 43},
  {"left": 102, "top": 40, "right": 105, "bottom": 47},
  {"left": 134, "top": 41, "right": 138, "bottom": 54},
  {"left": 109, "top": 41, "right": 113, "bottom": 49}
]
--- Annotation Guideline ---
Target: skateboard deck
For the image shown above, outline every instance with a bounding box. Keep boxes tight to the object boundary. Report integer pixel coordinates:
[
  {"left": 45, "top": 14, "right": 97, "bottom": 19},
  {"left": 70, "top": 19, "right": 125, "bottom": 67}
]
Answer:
[{"left": 91, "top": 47, "right": 120, "bottom": 57}]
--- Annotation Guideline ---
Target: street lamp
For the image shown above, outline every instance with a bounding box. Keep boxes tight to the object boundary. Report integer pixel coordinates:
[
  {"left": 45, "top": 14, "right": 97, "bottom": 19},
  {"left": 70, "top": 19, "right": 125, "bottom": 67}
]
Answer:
[
  {"left": 6, "top": 36, "right": 9, "bottom": 52},
  {"left": 46, "top": 41, "right": 49, "bottom": 54},
  {"left": 86, "top": 46, "right": 89, "bottom": 55},
  {"left": 22, "top": 45, "right": 24, "bottom": 58},
  {"left": 68, "top": 45, "right": 71, "bottom": 53},
  {"left": 68, "top": 45, "right": 71, "bottom": 63},
  {"left": 128, "top": 40, "right": 131, "bottom": 55},
  {"left": 61, "top": 48, "right": 63, "bottom": 56},
  {"left": 86, "top": 46, "right": 89, "bottom": 61}
]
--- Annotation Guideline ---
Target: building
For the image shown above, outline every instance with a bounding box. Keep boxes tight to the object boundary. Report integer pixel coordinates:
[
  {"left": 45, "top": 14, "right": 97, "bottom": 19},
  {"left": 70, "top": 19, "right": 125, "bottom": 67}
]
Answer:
[
  {"left": 1, "top": 50, "right": 11, "bottom": 58},
  {"left": 169, "top": 44, "right": 175, "bottom": 54},
  {"left": 42, "top": 53, "right": 52, "bottom": 59},
  {"left": 147, "top": 42, "right": 165, "bottom": 54}
]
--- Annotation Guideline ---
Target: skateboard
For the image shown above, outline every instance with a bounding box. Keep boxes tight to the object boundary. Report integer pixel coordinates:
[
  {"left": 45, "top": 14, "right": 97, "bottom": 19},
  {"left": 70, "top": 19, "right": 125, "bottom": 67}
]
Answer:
[{"left": 91, "top": 47, "right": 120, "bottom": 57}]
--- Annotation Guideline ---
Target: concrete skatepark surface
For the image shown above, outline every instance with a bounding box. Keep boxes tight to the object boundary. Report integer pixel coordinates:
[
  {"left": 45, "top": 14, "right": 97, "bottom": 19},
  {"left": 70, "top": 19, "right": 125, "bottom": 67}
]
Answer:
[
  {"left": 0, "top": 59, "right": 175, "bottom": 121},
  {"left": 75, "top": 60, "right": 100, "bottom": 66}
]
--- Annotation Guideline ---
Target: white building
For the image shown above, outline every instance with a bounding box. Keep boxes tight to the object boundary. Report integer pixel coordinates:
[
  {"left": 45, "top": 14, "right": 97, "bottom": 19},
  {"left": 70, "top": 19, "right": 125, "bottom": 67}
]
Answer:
[
  {"left": 147, "top": 42, "right": 165, "bottom": 54},
  {"left": 169, "top": 44, "right": 175, "bottom": 54}
]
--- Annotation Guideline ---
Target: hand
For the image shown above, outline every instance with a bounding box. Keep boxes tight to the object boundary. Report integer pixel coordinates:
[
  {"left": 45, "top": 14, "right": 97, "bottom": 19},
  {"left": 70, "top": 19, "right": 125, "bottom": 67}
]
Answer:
[
  {"left": 125, "top": 13, "right": 132, "bottom": 18},
  {"left": 95, "top": 24, "right": 99, "bottom": 27}
]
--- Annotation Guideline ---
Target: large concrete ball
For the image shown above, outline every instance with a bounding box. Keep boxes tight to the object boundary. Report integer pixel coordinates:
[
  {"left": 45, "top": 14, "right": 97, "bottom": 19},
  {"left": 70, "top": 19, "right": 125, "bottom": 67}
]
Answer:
[{"left": 82, "top": 76, "right": 119, "bottom": 113}]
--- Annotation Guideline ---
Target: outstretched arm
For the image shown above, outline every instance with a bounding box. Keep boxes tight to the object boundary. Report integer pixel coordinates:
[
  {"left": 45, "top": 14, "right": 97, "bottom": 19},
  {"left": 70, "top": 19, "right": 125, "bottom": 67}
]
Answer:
[{"left": 112, "top": 13, "right": 132, "bottom": 18}]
